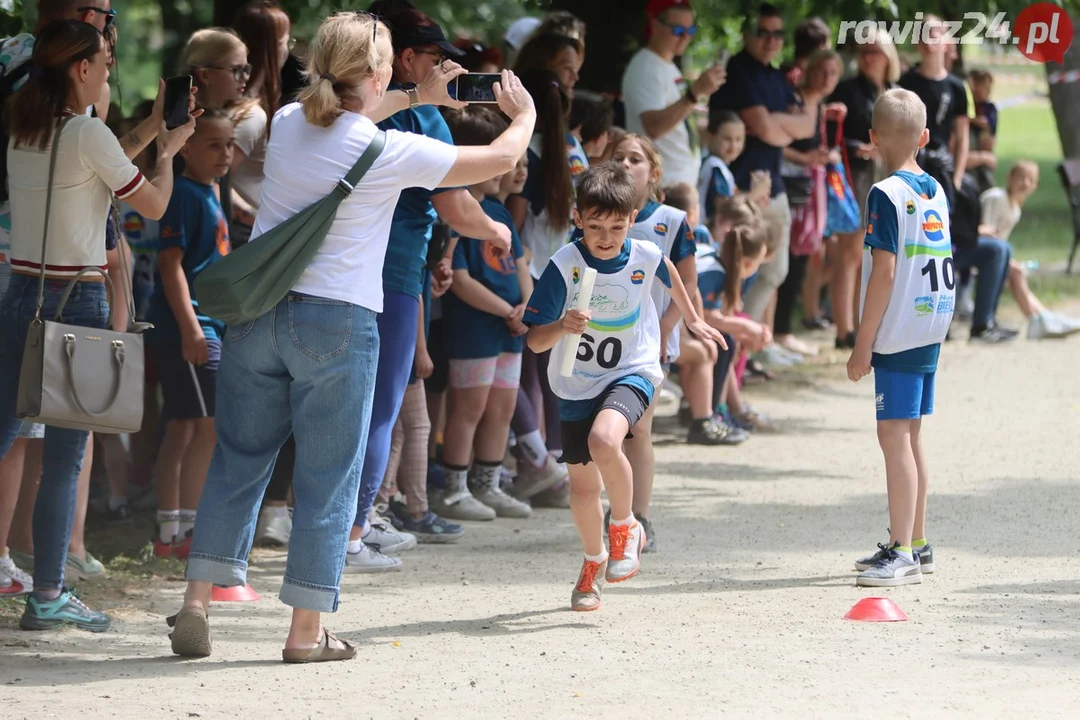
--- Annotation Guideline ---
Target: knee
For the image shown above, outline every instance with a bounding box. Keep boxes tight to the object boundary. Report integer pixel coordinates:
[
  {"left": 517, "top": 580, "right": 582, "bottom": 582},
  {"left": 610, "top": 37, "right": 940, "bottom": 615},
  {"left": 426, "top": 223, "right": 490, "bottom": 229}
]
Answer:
[
  {"left": 587, "top": 428, "right": 622, "bottom": 464},
  {"left": 876, "top": 420, "right": 910, "bottom": 449}
]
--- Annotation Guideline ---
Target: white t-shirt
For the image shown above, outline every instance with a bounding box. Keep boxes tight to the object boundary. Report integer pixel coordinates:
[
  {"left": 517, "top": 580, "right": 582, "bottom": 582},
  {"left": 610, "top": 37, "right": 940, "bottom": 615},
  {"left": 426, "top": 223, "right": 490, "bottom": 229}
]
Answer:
[
  {"left": 231, "top": 103, "right": 269, "bottom": 209},
  {"left": 7, "top": 115, "right": 144, "bottom": 276},
  {"left": 254, "top": 103, "right": 458, "bottom": 312},
  {"left": 621, "top": 48, "right": 698, "bottom": 187},
  {"left": 980, "top": 187, "right": 1021, "bottom": 243}
]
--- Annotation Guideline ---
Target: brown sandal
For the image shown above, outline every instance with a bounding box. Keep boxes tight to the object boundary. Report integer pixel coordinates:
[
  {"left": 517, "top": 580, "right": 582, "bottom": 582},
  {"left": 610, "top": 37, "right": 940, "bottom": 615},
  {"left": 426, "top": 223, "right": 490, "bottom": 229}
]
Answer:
[
  {"left": 167, "top": 606, "right": 212, "bottom": 658},
  {"left": 281, "top": 628, "right": 357, "bottom": 664}
]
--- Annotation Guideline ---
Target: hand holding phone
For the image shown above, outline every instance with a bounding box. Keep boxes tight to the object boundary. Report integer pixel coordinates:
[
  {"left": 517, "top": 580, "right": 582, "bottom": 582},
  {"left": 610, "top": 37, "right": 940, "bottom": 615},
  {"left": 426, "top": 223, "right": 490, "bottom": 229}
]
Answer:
[
  {"left": 447, "top": 73, "right": 501, "bottom": 104},
  {"left": 163, "top": 76, "right": 193, "bottom": 130}
]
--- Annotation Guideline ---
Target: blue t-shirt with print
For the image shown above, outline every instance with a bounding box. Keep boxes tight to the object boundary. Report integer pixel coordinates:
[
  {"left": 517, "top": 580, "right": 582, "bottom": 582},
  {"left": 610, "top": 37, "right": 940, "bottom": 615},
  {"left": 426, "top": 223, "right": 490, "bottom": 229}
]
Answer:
[
  {"left": 377, "top": 84, "right": 457, "bottom": 297},
  {"left": 147, "top": 176, "right": 229, "bottom": 343},
  {"left": 864, "top": 169, "right": 943, "bottom": 374},
  {"left": 525, "top": 238, "right": 672, "bottom": 421},
  {"left": 443, "top": 197, "right": 526, "bottom": 359}
]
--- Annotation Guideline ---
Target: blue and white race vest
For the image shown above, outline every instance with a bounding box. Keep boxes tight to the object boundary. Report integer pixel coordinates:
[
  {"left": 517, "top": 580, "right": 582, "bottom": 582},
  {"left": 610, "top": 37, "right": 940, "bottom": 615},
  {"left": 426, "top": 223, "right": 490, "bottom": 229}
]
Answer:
[
  {"left": 546, "top": 240, "right": 665, "bottom": 401},
  {"left": 628, "top": 203, "right": 688, "bottom": 361}
]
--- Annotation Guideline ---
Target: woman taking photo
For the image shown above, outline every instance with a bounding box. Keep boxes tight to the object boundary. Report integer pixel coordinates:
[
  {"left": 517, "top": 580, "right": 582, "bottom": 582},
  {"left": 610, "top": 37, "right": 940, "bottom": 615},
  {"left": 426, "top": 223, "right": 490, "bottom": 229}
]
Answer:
[
  {"left": 167, "top": 11, "right": 534, "bottom": 663},
  {"left": 0, "top": 19, "right": 194, "bottom": 632},
  {"left": 826, "top": 27, "right": 900, "bottom": 349}
]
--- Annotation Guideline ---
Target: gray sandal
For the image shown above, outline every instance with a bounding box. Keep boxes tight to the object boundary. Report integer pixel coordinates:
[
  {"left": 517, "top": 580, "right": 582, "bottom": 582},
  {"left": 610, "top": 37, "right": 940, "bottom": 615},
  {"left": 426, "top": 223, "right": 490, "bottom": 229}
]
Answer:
[
  {"left": 281, "top": 628, "right": 356, "bottom": 664},
  {"left": 167, "top": 606, "right": 212, "bottom": 658}
]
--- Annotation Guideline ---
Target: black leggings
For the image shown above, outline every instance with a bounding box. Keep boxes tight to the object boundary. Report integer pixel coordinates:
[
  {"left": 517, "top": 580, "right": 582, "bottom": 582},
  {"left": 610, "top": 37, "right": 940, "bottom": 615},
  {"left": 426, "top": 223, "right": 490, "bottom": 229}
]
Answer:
[
  {"left": 774, "top": 252, "right": 810, "bottom": 336},
  {"left": 712, "top": 334, "right": 736, "bottom": 410}
]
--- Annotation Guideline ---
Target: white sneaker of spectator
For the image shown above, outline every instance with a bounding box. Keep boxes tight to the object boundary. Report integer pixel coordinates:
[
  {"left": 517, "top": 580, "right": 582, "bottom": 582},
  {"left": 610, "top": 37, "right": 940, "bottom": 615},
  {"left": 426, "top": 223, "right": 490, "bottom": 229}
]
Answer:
[
  {"left": 0, "top": 553, "right": 33, "bottom": 596},
  {"left": 363, "top": 511, "right": 417, "bottom": 554},
  {"left": 254, "top": 506, "right": 292, "bottom": 546},
  {"left": 511, "top": 454, "right": 568, "bottom": 500},
  {"left": 1028, "top": 311, "right": 1080, "bottom": 340},
  {"left": 344, "top": 541, "right": 402, "bottom": 573},
  {"left": 758, "top": 344, "right": 799, "bottom": 368},
  {"left": 430, "top": 486, "right": 497, "bottom": 522}
]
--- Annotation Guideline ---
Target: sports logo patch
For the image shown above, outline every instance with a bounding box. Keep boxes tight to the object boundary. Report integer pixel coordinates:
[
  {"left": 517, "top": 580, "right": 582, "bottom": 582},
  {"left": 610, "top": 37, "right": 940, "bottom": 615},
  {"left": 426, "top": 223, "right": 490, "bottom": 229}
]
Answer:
[
  {"left": 875, "top": 393, "right": 885, "bottom": 411},
  {"left": 572, "top": 267, "right": 581, "bottom": 284},
  {"left": 654, "top": 222, "right": 668, "bottom": 235},
  {"left": 630, "top": 269, "right": 645, "bottom": 284},
  {"left": 914, "top": 295, "right": 935, "bottom": 316},
  {"left": 922, "top": 210, "right": 945, "bottom": 241},
  {"left": 906, "top": 200, "right": 916, "bottom": 215}
]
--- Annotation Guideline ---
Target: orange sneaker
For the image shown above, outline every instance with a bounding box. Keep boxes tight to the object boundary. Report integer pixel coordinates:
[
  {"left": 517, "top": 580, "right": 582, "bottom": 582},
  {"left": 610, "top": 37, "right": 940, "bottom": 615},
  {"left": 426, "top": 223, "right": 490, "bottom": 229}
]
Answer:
[
  {"left": 606, "top": 521, "right": 644, "bottom": 583},
  {"left": 153, "top": 538, "right": 174, "bottom": 559},
  {"left": 571, "top": 558, "right": 605, "bottom": 611}
]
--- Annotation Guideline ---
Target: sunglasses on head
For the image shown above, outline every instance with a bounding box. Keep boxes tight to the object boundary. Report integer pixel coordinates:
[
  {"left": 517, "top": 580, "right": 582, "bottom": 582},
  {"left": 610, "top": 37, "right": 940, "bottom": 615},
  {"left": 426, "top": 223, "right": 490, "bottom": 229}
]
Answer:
[
  {"left": 755, "top": 27, "right": 785, "bottom": 40},
  {"left": 661, "top": 20, "right": 697, "bottom": 37},
  {"left": 77, "top": 6, "right": 116, "bottom": 31}
]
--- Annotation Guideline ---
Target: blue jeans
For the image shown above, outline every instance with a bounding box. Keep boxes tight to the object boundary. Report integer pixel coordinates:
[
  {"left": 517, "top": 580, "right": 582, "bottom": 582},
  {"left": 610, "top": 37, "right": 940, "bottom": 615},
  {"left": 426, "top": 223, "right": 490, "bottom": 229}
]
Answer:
[
  {"left": 185, "top": 293, "right": 379, "bottom": 612},
  {"left": 0, "top": 273, "right": 108, "bottom": 590},
  {"left": 953, "top": 237, "right": 1011, "bottom": 331},
  {"left": 353, "top": 290, "right": 418, "bottom": 528}
]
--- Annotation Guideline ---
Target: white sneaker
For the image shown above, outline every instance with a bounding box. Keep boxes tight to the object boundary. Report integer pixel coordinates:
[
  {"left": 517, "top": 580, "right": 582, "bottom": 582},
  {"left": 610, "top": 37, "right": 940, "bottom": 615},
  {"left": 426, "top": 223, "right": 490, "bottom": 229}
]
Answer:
[
  {"left": 430, "top": 488, "right": 497, "bottom": 521},
  {"left": 344, "top": 542, "right": 402, "bottom": 573},
  {"left": 1050, "top": 312, "right": 1080, "bottom": 336},
  {"left": 511, "top": 454, "right": 568, "bottom": 499},
  {"left": 362, "top": 520, "right": 417, "bottom": 555},
  {"left": 0, "top": 553, "right": 33, "bottom": 596},
  {"left": 254, "top": 507, "right": 292, "bottom": 546},
  {"left": 605, "top": 520, "right": 645, "bottom": 582},
  {"left": 474, "top": 484, "right": 533, "bottom": 518},
  {"left": 758, "top": 345, "right": 798, "bottom": 368}
]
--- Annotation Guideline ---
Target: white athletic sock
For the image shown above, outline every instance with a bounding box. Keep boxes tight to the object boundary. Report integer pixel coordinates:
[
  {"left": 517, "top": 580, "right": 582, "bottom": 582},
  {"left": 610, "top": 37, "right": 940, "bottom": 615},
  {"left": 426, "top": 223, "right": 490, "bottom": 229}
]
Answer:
[
  {"left": 611, "top": 515, "right": 634, "bottom": 527},
  {"left": 178, "top": 509, "right": 197, "bottom": 537},
  {"left": 472, "top": 462, "right": 501, "bottom": 490},
  {"left": 443, "top": 466, "right": 469, "bottom": 492},
  {"left": 516, "top": 430, "right": 549, "bottom": 469},
  {"left": 585, "top": 551, "right": 608, "bottom": 564},
  {"left": 157, "top": 510, "right": 180, "bottom": 543},
  {"left": 347, "top": 538, "right": 364, "bottom": 554},
  {"left": 271, "top": 506, "right": 290, "bottom": 519}
]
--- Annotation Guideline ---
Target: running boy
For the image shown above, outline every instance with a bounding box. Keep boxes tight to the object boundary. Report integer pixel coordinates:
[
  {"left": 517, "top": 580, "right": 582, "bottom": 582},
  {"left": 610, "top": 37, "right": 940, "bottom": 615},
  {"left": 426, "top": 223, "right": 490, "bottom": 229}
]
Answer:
[
  {"left": 847, "top": 89, "right": 953, "bottom": 587},
  {"left": 147, "top": 110, "right": 234, "bottom": 557},
  {"left": 525, "top": 163, "right": 725, "bottom": 611}
]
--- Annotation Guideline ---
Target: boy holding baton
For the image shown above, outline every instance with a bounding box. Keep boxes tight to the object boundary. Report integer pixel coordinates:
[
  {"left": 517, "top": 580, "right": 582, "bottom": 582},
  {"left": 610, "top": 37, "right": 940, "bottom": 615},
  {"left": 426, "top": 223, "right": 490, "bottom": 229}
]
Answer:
[{"left": 525, "top": 163, "right": 725, "bottom": 612}]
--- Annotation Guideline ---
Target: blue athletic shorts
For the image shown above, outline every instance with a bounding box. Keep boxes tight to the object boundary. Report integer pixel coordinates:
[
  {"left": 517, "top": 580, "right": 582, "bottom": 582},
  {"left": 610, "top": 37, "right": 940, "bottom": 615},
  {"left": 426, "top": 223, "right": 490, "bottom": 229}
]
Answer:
[{"left": 874, "top": 368, "right": 935, "bottom": 421}]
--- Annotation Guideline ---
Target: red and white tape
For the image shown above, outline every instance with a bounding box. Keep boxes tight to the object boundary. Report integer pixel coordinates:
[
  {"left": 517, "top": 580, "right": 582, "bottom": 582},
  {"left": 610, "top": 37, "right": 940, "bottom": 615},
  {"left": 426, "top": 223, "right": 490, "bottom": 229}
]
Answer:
[{"left": 1048, "top": 69, "right": 1080, "bottom": 84}]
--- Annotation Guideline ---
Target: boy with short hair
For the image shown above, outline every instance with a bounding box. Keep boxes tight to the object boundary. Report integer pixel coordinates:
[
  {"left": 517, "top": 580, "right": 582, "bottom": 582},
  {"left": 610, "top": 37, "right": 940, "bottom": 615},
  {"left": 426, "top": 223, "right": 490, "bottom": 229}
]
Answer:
[
  {"left": 526, "top": 163, "right": 725, "bottom": 611},
  {"left": 148, "top": 110, "right": 235, "bottom": 558},
  {"left": 847, "top": 89, "right": 954, "bottom": 587}
]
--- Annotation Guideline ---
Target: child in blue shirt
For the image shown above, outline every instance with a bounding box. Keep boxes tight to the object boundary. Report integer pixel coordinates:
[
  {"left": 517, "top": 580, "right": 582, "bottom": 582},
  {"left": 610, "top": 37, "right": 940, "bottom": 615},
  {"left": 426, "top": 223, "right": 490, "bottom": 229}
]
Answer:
[
  {"left": 435, "top": 107, "right": 535, "bottom": 521},
  {"left": 147, "top": 110, "right": 234, "bottom": 556},
  {"left": 848, "top": 89, "right": 955, "bottom": 588}
]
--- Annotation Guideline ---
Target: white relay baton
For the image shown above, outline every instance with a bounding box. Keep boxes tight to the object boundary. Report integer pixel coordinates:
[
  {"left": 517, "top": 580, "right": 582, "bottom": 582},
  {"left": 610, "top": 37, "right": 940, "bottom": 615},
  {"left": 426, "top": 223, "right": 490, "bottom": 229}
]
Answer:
[{"left": 560, "top": 267, "right": 598, "bottom": 377}]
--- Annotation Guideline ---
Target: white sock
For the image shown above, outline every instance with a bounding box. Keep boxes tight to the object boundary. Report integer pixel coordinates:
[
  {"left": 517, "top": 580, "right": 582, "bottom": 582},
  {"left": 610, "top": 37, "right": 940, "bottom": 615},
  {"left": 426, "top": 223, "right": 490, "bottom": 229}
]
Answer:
[
  {"left": 896, "top": 549, "right": 914, "bottom": 562},
  {"left": 443, "top": 466, "right": 469, "bottom": 492},
  {"left": 585, "top": 551, "right": 608, "bottom": 563},
  {"left": 347, "top": 538, "right": 364, "bottom": 554},
  {"left": 157, "top": 511, "right": 180, "bottom": 543},
  {"left": 178, "top": 509, "right": 197, "bottom": 537},
  {"left": 473, "top": 462, "right": 501, "bottom": 490},
  {"left": 517, "top": 430, "right": 549, "bottom": 469},
  {"left": 271, "top": 506, "right": 289, "bottom": 519},
  {"left": 611, "top": 515, "right": 634, "bottom": 527}
]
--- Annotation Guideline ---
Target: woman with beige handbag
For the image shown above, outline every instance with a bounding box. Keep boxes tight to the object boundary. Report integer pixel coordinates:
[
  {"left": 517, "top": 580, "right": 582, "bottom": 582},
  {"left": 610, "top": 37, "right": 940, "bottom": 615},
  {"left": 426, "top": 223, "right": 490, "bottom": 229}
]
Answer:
[{"left": 0, "top": 20, "right": 194, "bottom": 633}]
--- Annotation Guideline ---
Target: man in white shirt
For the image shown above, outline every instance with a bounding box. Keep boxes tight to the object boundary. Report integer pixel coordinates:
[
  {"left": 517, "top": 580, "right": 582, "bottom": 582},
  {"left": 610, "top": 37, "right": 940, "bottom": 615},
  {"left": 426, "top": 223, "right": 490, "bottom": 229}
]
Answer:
[{"left": 620, "top": 0, "right": 725, "bottom": 187}]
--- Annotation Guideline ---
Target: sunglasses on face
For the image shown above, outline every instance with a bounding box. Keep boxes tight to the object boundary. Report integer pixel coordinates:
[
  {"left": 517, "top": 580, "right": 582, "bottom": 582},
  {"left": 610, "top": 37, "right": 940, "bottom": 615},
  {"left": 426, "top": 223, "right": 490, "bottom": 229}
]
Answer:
[
  {"left": 755, "top": 28, "right": 785, "bottom": 40},
  {"left": 414, "top": 48, "right": 448, "bottom": 63},
  {"left": 77, "top": 6, "right": 116, "bottom": 31},
  {"left": 661, "top": 20, "right": 697, "bottom": 38}
]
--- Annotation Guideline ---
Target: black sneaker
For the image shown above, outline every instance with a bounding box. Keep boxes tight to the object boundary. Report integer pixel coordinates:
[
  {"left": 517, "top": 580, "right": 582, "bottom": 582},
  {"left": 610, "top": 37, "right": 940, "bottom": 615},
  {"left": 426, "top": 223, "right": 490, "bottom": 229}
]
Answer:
[
  {"left": 20, "top": 588, "right": 111, "bottom": 632},
  {"left": 635, "top": 513, "right": 656, "bottom": 554},
  {"left": 970, "top": 326, "right": 1016, "bottom": 343},
  {"left": 835, "top": 332, "right": 856, "bottom": 350}
]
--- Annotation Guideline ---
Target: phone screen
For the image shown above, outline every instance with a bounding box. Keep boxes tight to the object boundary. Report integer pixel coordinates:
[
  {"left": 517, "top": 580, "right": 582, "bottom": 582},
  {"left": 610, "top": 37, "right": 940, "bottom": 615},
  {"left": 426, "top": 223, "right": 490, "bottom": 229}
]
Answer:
[
  {"left": 163, "top": 76, "right": 192, "bottom": 130},
  {"left": 451, "top": 73, "right": 500, "bottom": 104}
]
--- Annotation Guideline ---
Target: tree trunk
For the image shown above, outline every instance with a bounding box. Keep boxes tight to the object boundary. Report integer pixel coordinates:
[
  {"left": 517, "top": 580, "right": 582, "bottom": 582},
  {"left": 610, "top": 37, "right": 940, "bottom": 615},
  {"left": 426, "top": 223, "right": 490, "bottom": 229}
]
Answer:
[{"left": 1047, "top": 13, "right": 1080, "bottom": 159}]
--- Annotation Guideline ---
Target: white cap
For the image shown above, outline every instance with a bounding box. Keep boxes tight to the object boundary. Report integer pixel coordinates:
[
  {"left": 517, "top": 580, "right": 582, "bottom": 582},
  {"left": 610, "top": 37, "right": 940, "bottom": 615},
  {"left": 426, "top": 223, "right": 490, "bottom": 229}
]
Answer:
[{"left": 504, "top": 17, "right": 542, "bottom": 51}]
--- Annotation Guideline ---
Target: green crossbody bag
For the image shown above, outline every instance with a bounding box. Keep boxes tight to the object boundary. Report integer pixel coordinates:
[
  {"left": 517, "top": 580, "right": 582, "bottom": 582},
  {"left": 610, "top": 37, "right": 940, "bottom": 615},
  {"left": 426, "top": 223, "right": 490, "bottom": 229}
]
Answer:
[{"left": 194, "top": 131, "right": 386, "bottom": 326}]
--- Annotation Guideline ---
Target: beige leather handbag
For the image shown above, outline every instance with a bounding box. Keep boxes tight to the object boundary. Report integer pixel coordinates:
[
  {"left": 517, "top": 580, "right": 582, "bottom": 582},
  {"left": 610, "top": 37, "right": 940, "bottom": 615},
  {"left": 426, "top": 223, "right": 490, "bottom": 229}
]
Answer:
[{"left": 15, "top": 116, "right": 149, "bottom": 433}]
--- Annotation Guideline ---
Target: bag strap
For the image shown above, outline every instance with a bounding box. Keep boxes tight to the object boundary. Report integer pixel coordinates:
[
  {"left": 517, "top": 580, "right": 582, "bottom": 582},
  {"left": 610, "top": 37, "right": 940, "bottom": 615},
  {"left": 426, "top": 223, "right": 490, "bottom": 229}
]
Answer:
[
  {"left": 332, "top": 131, "right": 386, "bottom": 200},
  {"left": 108, "top": 195, "right": 138, "bottom": 330},
  {"left": 34, "top": 114, "right": 76, "bottom": 320}
]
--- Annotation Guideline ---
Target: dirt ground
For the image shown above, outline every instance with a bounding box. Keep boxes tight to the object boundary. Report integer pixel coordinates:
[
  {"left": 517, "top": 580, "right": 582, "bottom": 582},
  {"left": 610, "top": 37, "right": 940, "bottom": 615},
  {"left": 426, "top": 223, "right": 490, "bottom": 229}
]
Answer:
[{"left": 2, "top": 318, "right": 1080, "bottom": 718}]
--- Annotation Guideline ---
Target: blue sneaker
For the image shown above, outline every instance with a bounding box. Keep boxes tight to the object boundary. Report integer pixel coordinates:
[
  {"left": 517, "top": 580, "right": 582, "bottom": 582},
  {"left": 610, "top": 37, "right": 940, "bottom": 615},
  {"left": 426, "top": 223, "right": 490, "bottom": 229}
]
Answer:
[
  {"left": 21, "top": 588, "right": 111, "bottom": 632},
  {"left": 427, "top": 464, "right": 448, "bottom": 491},
  {"left": 389, "top": 501, "right": 464, "bottom": 544}
]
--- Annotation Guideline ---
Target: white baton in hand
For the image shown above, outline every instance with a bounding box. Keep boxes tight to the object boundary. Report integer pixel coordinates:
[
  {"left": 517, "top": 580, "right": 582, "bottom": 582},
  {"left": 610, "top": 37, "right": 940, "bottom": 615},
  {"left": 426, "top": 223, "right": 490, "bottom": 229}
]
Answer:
[{"left": 560, "top": 267, "right": 598, "bottom": 377}]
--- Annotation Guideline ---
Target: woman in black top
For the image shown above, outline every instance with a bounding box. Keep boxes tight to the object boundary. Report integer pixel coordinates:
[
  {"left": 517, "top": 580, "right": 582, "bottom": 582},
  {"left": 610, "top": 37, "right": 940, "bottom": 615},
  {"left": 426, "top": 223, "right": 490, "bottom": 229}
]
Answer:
[{"left": 825, "top": 28, "right": 900, "bottom": 348}]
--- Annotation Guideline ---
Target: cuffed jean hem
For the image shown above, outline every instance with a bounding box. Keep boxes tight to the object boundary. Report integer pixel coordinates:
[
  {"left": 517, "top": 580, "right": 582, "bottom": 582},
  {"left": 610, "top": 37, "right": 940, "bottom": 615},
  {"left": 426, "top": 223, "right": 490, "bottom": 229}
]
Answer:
[
  {"left": 185, "top": 553, "right": 248, "bottom": 587},
  {"left": 280, "top": 576, "right": 339, "bottom": 613}
]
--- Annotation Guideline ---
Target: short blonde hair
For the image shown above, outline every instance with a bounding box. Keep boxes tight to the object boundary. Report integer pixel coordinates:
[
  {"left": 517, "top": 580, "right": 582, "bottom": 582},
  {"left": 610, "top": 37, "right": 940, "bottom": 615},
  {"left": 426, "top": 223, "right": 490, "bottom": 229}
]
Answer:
[
  {"left": 183, "top": 28, "right": 247, "bottom": 81},
  {"left": 859, "top": 25, "right": 901, "bottom": 84},
  {"left": 872, "top": 88, "right": 926, "bottom": 144},
  {"left": 299, "top": 12, "right": 393, "bottom": 128},
  {"left": 1009, "top": 160, "right": 1039, "bottom": 181}
]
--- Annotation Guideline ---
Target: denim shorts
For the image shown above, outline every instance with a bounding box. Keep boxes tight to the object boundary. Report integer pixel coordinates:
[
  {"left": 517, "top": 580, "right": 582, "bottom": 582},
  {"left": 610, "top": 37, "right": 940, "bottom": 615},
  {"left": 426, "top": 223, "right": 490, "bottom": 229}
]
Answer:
[{"left": 0, "top": 262, "right": 45, "bottom": 439}]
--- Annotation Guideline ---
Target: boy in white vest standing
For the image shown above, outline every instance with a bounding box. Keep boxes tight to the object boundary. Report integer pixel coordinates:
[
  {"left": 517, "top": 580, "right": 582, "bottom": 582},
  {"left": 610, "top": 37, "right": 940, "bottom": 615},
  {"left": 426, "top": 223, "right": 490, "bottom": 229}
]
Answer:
[
  {"left": 847, "top": 89, "right": 955, "bottom": 588},
  {"left": 525, "top": 163, "right": 724, "bottom": 612}
]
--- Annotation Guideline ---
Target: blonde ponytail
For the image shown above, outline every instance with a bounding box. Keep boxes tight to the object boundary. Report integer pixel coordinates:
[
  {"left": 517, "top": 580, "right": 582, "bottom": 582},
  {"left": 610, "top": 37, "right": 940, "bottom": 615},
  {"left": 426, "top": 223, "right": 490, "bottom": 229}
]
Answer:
[{"left": 300, "top": 12, "right": 392, "bottom": 128}]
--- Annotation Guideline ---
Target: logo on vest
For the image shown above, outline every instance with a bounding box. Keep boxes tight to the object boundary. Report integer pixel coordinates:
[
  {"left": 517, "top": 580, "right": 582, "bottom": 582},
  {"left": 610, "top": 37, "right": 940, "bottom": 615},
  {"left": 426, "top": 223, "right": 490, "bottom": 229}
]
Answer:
[
  {"left": 654, "top": 222, "right": 668, "bottom": 236},
  {"left": 905, "top": 208, "right": 951, "bottom": 258},
  {"left": 914, "top": 295, "right": 935, "bottom": 316},
  {"left": 922, "top": 210, "right": 945, "bottom": 240},
  {"left": 572, "top": 267, "right": 581, "bottom": 284},
  {"left": 906, "top": 200, "right": 916, "bottom": 214},
  {"left": 630, "top": 269, "right": 645, "bottom": 284}
]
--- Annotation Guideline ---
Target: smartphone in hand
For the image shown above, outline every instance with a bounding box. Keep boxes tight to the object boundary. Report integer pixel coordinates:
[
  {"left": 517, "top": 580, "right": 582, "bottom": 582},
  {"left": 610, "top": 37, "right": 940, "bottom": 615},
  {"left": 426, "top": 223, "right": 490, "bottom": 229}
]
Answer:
[
  {"left": 447, "top": 73, "right": 500, "bottom": 104},
  {"left": 163, "top": 75, "right": 193, "bottom": 130}
]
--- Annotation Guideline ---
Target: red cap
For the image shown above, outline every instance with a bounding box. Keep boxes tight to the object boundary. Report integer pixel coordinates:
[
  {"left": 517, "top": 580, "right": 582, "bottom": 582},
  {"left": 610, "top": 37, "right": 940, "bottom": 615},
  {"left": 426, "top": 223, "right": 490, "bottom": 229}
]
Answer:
[{"left": 645, "top": 0, "right": 692, "bottom": 39}]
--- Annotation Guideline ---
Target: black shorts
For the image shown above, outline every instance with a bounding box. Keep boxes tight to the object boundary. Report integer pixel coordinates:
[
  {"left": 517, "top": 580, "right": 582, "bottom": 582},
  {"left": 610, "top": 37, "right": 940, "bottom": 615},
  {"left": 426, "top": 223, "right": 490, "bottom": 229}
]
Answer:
[
  {"left": 154, "top": 339, "right": 221, "bottom": 420},
  {"left": 427, "top": 318, "right": 450, "bottom": 394},
  {"left": 558, "top": 383, "right": 651, "bottom": 466}
]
